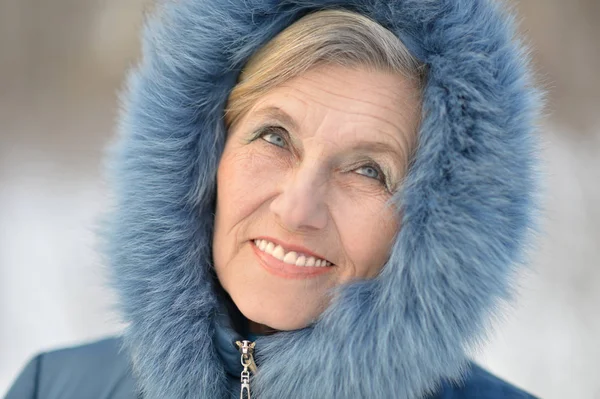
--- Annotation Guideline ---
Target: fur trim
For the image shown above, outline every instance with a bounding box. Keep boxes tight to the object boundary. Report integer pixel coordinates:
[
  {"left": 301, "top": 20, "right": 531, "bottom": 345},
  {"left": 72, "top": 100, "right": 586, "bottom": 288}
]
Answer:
[{"left": 104, "top": 0, "right": 542, "bottom": 397}]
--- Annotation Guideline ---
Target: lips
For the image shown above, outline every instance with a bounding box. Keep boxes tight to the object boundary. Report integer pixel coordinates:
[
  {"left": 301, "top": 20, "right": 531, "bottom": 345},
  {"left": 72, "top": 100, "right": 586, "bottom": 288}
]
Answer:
[
  {"left": 250, "top": 239, "right": 334, "bottom": 279},
  {"left": 253, "top": 238, "right": 332, "bottom": 267}
]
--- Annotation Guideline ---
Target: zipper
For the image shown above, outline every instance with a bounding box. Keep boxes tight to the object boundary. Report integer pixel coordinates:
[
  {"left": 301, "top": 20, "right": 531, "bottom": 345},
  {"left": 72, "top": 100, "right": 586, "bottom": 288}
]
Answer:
[{"left": 235, "top": 340, "right": 257, "bottom": 399}]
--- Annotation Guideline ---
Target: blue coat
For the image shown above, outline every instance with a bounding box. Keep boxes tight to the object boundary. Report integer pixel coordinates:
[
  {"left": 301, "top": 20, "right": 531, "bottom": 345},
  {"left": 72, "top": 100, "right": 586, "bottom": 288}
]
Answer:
[
  {"left": 7, "top": 0, "right": 543, "bottom": 397},
  {"left": 7, "top": 337, "right": 536, "bottom": 398}
]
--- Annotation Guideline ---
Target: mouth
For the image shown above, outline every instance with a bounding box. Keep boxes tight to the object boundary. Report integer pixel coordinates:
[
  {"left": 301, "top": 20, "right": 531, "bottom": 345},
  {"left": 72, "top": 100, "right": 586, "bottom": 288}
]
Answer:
[
  {"left": 253, "top": 238, "right": 333, "bottom": 267},
  {"left": 251, "top": 238, "right": 335, "bottom": 279}
]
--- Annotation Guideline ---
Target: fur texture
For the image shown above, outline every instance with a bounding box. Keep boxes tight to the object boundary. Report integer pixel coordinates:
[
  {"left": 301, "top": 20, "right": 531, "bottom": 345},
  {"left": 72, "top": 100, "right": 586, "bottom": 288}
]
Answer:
[{"left": 104, "top": 0, "right": 542, "bottom": 397}]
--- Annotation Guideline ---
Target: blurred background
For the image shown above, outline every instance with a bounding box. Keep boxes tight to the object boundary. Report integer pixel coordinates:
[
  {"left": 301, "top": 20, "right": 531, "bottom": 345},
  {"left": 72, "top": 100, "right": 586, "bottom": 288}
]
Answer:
[{"left": 1, "top": 0, "right": 598, "bottom": 397}]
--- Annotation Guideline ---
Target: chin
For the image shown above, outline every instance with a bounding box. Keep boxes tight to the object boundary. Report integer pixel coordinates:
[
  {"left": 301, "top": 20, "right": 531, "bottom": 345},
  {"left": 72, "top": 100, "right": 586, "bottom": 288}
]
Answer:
[
  {"left": 217, "top": 247, "right": 332, "bottom": 332},
  {"left": 235, "top": 294, "right": 320, "bottom": 332}
]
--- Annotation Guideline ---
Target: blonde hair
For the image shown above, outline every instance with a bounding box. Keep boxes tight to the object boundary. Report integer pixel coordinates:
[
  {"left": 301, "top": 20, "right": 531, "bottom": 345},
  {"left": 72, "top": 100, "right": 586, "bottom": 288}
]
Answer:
[{"left": 224, "top": 9, "right": 427, "bottom": 130}]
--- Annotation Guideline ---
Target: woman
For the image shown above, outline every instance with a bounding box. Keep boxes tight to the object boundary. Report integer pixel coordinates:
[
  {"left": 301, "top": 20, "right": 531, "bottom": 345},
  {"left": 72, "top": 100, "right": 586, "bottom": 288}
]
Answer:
[{"left": 6, "top": 0, "right": 542, "bottom": 398}]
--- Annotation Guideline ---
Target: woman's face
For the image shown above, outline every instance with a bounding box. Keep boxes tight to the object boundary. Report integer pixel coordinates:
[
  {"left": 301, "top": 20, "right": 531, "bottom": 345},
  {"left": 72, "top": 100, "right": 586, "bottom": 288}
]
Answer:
[{"left": 213, "top": 64, "right": 420, "bottom": 331}]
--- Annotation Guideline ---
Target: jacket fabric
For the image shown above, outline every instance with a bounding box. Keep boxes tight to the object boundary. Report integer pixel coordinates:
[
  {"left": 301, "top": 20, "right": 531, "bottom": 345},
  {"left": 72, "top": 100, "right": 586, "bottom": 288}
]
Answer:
[
  {"left": 6, "top": 336, "right": 535, "bottom": 399},
  {"left": 7, "top": 0, "right": 542, "bottom": 398}
]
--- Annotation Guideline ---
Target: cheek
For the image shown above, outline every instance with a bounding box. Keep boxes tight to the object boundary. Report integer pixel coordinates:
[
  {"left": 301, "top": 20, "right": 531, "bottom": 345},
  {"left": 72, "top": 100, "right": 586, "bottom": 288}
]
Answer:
[
  {"left": 336, "top": 198, "right": 398, "bottom": 278},
  {"left": 213, "top": 145, "right": 283, "bottom": 254},
  {"left": 216, "top": 147, "right": 277, "bottom": 217}
]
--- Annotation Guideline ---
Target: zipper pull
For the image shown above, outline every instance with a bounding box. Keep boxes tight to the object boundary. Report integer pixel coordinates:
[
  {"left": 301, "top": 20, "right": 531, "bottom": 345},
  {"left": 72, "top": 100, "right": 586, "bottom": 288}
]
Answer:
[{"left": 235, "top": 340, "right": 257, "bottom": 399}]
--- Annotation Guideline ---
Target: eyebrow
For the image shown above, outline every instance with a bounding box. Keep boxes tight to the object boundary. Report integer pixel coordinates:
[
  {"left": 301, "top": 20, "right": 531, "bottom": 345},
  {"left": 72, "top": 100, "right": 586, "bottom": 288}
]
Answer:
[
  {"left": 252, "top": 105, "right": 407, "bottom": 164},
  {"left": 347, "top": 140, "right": 405, "bottom": 159},
  {"left": 252, "top": 106, "right": 299, "bottom": 132}
]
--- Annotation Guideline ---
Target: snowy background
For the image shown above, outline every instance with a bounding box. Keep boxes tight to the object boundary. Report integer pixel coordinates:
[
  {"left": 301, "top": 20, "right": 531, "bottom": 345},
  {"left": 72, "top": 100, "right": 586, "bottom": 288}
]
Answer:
[{"left": 1, "top": 1, "right": 599, "bottom": 398}]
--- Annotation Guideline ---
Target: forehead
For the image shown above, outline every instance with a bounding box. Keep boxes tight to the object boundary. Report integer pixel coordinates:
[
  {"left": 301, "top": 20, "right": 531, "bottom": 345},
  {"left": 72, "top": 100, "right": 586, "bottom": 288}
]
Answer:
[{"left": 244, "top": 64, "right": 420, "bottom": 141}]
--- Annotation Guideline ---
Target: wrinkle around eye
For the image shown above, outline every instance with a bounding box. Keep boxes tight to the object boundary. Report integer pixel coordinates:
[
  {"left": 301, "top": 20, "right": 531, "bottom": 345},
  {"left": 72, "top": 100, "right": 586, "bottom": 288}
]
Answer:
[{"left": 253, "top": 126, "right": 304, "bottom": 164}]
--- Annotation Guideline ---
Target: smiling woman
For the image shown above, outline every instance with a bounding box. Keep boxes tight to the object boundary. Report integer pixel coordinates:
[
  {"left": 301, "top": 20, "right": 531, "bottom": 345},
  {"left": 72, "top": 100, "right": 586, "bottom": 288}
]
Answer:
[
  {"left": 213, "top": 10, "right": 426, "bottom": 336},
  {"left": 5, "top": 1, "right": 543, "bottom": 399},
  {"left": 214, "top": 64, "right": 420, "bottom": 332}
]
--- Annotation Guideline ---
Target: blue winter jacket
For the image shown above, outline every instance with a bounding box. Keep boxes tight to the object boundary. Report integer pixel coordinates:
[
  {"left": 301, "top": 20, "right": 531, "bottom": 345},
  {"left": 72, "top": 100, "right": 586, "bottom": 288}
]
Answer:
[
  {"left": 6, "top": 0, "right": 543, "bottom": 397},
  {"left": 7, "top": 336, "right": 536, "bottom": 399}
]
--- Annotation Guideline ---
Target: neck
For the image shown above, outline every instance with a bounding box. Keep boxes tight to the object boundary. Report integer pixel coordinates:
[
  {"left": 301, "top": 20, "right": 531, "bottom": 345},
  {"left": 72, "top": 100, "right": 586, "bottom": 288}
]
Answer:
[{"left": 247, "top": 320, "right": 279, "bottom": 336}]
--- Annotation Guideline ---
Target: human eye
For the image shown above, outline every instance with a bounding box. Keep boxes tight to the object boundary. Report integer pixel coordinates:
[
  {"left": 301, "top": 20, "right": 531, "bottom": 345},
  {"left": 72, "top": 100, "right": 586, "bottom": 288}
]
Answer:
[
  {"left": 256, "top": 126, "right": 288, "bottom": 149},
  {"left": 354, "top": 162, "right": 391, "bottom": 190}
]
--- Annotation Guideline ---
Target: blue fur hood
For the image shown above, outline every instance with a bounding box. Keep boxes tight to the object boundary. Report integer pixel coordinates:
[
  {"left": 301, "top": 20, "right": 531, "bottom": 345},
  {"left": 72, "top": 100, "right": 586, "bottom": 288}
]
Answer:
[{"left": 105, "top": 0, "right": 542, "bottom": 398}]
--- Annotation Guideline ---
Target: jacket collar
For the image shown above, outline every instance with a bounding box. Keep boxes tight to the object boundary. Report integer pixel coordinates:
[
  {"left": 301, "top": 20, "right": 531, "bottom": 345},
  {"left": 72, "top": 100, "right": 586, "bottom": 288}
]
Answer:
[
  {"left": 214, "top": 305, "right": 244, "bottom": 377},
  {"left": 214, "top": 290, "right": 258, "bottom": 378}
]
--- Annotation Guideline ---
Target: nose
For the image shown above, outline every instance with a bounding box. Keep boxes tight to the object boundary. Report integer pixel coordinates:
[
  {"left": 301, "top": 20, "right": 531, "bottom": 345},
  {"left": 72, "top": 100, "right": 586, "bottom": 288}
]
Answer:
[{"left": 269, "top": 165, "right": 328, "bottom": 231}]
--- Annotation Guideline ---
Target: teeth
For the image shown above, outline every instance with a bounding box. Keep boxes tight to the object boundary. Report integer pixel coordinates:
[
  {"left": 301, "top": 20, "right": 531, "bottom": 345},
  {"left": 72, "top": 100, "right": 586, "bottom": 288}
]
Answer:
[
  {"left": 254, "top": 239, "right": 331, "bottom": 267},
  {"left": 272, "top": 245, "right": 285, "bottom": 261},
  {"left": 265, "top": 241, "right": 275, "bottom": 254},
  {"left": 282, "top": 251, "right": 297, "bottom": 265}
]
